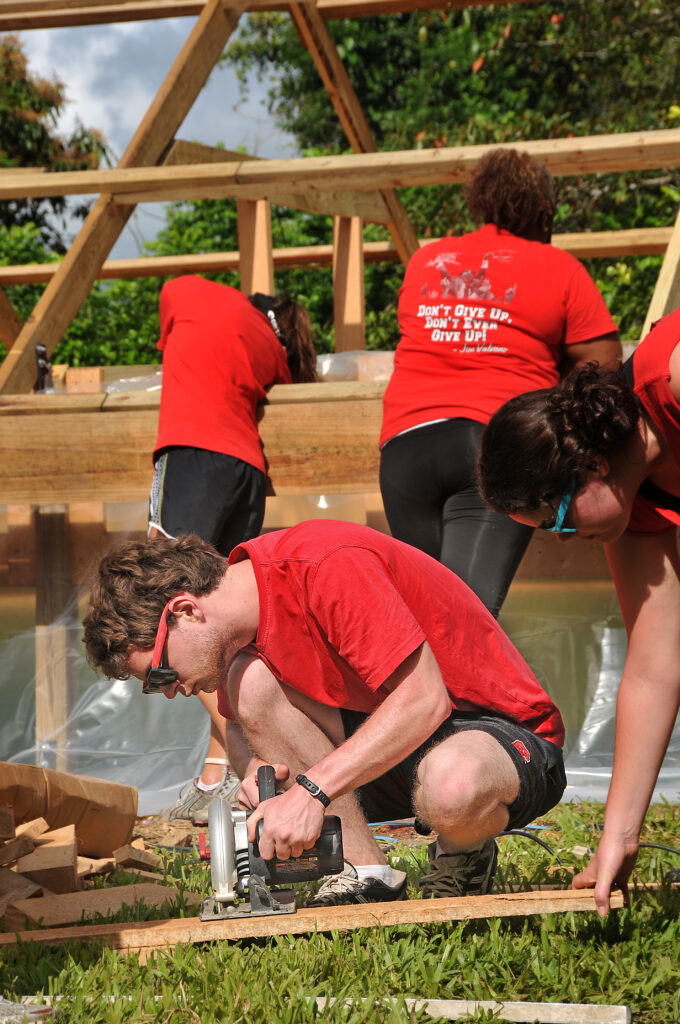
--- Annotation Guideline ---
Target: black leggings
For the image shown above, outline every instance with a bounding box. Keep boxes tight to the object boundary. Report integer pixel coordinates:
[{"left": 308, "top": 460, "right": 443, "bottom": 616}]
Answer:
[{"left": 379, "top": 419, "right": 534, "bottom": 618}]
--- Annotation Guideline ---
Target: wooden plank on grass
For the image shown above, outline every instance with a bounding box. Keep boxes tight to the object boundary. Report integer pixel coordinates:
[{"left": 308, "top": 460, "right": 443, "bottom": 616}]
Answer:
[
  {"left": 0, "top": 887, "right": 624, "bottom": 953},
  {"left": 4, "top": 883, "right": 200, "bottom": 931},
  {"left": 315, "top": 997, "right": 632, "bottom": 1024}
]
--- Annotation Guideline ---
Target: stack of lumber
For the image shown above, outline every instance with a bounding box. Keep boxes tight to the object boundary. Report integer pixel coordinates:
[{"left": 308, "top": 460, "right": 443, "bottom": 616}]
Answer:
[{"left": 0, "top": 804, "right": 199, "bottom": 933}]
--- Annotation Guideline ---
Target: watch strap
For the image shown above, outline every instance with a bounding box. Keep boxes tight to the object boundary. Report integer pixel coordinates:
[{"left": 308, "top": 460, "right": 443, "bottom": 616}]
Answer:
[{"left": 295, "top": 773, "right": 331, "bottom": 808}]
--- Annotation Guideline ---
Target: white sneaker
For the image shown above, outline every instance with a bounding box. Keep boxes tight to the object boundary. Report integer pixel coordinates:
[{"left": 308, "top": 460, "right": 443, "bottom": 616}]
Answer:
[{"left": 159, "top": 770, "right": 241, "bottom": 824}]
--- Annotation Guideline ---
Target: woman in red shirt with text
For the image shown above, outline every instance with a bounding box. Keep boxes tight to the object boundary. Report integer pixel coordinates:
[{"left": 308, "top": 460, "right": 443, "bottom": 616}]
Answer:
[
  {"left": 478, "top": 306, "right": 680, "bottom": 913},
  {"left": 379, "top": 148, "right": 621, "bottom": 617},
  {"left": 148, "top": 275, "right": 317, "bottom": 822}
]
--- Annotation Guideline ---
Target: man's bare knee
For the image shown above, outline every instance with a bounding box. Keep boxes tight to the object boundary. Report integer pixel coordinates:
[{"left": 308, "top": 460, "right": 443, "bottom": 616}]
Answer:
[
  {"left": 228, "top": 652, "right": 281, "bottom": 727},
  {"left": 228, "top": 653, "right": 345, "bottom": 747},
  {"left": 414, "top": 730, "right": 519, "bottom": 839}
]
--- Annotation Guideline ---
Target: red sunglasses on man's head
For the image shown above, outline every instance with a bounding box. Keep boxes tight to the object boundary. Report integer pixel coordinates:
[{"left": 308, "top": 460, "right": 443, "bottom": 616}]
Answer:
[{"left": 143, "top": 598, "right": 180, "bottom": 695}]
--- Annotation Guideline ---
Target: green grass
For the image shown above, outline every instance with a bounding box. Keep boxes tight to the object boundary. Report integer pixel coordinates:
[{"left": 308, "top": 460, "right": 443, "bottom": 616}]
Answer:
[{"left": 1, "top": 801, "right": 679, "bottom": 1023}]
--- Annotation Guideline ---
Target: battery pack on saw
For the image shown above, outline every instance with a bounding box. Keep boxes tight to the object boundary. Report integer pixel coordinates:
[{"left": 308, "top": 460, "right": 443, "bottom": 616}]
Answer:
[
  {"left": 200, "top": 764, "right": 344, "bottom": 921},
  {"left": 250, "top": 814, "right": 343, "bottom": 883},
  {"left": 250, "top": 764, "right": 343, "bottom": 883}
]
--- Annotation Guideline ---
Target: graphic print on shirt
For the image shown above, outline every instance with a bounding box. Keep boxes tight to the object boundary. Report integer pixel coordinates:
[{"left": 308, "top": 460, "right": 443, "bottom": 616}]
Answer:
[{"left": 418, "top": 249, "right": 517, "bottom": 352}]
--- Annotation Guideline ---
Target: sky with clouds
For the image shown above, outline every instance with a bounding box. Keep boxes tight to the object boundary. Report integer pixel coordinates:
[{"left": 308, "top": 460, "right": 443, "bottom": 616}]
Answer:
[{"left": 20, "top": 17, "right": 297, "bottom": 258}]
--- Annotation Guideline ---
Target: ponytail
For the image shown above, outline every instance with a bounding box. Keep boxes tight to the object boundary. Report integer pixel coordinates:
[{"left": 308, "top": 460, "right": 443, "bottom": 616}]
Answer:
[
  {"left": 249, "top": 293, "right": 318, "bottom": 383},
  {"left": 478, "top": 363, "right": 641, "bottom": 514},
  {"left": 270, "top": 297, "right": 318, "bottom": 383}
]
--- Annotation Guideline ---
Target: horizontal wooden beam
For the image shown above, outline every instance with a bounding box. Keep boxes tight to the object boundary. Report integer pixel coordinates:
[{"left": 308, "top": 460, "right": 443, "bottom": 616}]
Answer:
[
  {"left": 0, "top": 0, "right": 541, "bottom": 30},
  {"left": 0, "top": 227, "right": 672, "bottom": 287},
  {"left": 0, "top": 886, "right": 623, "bottom": 954},
  {"left": 162, "top": 139, "right": 392, "bottom": 222},
  {"left": 2, "top": 131, "right": 679, "bottom": 204},
  {"left": 0, "top": 382, "right": 385, "bottom": 503}
]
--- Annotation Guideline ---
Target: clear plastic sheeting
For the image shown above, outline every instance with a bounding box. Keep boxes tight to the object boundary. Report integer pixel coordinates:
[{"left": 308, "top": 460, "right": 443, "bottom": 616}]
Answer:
[
  {"left": 105, "top": 370, "right": 162, "bottom": 393},
  {"left": 101, "top": 350, "right": 395, "bottom": 394},
  {"left": 1, "top": 608, "right": 209, "bottom": 814},
  {"left": 316, "top": 350, "right": 395, "bottom": 382},
  {"left": 500, "top": 586, "right": 680, "bottom": 805}
]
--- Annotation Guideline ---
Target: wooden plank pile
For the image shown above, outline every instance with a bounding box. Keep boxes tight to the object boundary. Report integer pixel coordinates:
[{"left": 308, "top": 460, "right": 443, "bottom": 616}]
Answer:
[{"left": 0, "top": 803, "right": 199, "bottom": 933}]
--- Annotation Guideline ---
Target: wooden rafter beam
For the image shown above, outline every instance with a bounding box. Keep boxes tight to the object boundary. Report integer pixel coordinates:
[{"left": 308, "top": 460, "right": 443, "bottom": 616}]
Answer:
[
  {"left": 0, "top": 227, "right": 673, "bottom": 287},
  {"left": 288, "top": 0, "right": 418, "bottom": 263},
  {"left": 0, "top": 0, "right": 247, "bottom": 396},
  {"left": 1, "top": 130, "right": 679, "bottom": 206},
  {"left": 0, "top": 887, "right": 623, "bottom": 954},
  {"left": 0, "top": 0, "right": 543, "bottom": 31},
  {"left": 163, "top": 140, "right": 392, "bottom": 222}
]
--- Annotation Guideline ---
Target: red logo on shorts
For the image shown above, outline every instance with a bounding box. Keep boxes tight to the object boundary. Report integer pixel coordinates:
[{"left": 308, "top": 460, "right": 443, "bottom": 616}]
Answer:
[{"left": 513, "top": 739, "right": 531, "bottom": 763}]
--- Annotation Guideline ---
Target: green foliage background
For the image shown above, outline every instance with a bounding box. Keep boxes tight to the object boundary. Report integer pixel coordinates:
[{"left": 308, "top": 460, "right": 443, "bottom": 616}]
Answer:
[{"left": 1, "top": 0, "right": 680, "bottom": 367}]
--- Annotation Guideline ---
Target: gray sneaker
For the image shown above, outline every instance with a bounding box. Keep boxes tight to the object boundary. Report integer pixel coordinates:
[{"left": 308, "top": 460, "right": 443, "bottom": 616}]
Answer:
[
  {"left": 420, "top": 839, "right": 498, "bottom": 898},
  {"left": 159, "top": 770, "right": 241, "bottom": 824},
  {"left": 306, "top": 862, "right": 407, "bottom": 907}
]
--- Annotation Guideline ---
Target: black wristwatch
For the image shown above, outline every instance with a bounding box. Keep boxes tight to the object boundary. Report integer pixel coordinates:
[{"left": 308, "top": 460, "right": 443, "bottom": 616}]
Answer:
[{"left": 295, "top": 773, "right": 331, "bottom": 808}]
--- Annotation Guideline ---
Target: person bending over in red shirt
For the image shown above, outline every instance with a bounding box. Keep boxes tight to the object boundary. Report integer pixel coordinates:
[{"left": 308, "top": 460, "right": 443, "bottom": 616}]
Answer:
[
  {"left": 83, "top": 519, "right": 566, "bottom": 906},
  {"left": 380, "top": 148, "right": 621, "bottom": 618},
  {"left": 147, "top": 275, "right": 317, "bottom": 824},
  {"left": 478, "top": 307, "right": 680, "bottom": 915}
]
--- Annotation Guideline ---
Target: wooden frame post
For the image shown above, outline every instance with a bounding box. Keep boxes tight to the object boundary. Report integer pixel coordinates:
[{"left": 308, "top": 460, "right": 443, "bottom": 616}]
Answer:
[
  {"left": 640, "top": 206, "right": 680, "bottom": 340},
  {"left": 34, "top": 505, "right": 78, "bottom": 774},
  {"left": 237, "top": 199, "right": 275, "bottom": 295},
  {"left": 333, "top": 215, "right": 365, "bottom": 351}
]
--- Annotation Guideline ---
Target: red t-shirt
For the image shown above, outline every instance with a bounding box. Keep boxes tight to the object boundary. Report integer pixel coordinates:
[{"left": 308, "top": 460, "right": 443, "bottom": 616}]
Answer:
[
  {"left": 380, "top": 224, "right": 617, "bottom": 445},
  {"left": 218, "top": 520, "right": 565, "bottom": 746},
  {"left": 154, "top": 276, "right": 292, "bottom": 473},
  {"left": 625, "top": 308, "right": 680, "bottom": 534}
]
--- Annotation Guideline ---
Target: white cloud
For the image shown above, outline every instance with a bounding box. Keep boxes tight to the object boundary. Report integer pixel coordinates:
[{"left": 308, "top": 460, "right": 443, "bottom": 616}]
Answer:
[{"left": 19, "top": 17, "right": 297, "bottom": 256}]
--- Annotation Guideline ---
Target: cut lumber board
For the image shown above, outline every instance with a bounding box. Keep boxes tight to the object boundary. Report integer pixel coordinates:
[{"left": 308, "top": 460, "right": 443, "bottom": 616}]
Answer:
[
  {"left": 315, "top": 997, "right": 631, "bottom": 1024},
  {"left": 76, "top": 856, "right": 115, "bottom": 880},
  {"left": 0, "top": 887, "right": 624, "bottom": 954},
  {"left": 3, "top": 883, "right": 200, "bottom": 932},
  {"left": 0, "top": 806, "right": 14, "bottom": 841},
  {"left": 0, "top": 867, "right": 42, "bottom": 918},
  {"left": 0, "top": 836, "right": 35, "bottom": 865},
  {"left": 113, "top": 845, "right": 162, "bottom": 871},
  {"left": 16, "top": 825, "right": 78, "bottom": 894},
  {"left": 16, "top": 819, "right": 50, "bottom": 842}
]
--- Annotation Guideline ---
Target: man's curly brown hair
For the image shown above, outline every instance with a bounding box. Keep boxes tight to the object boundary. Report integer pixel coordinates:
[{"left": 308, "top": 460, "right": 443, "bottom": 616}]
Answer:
[
  {"left": 82, "top": 533, "right": 226, "bottom": 680},
  {"left": 467, "top": 149, "right": 556, "bottom": 240}
]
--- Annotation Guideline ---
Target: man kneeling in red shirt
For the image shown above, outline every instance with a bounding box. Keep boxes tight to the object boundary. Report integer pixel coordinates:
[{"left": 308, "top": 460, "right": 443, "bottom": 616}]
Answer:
[{"left": 83, "top": 520, "right": 566, "bottom": 905}]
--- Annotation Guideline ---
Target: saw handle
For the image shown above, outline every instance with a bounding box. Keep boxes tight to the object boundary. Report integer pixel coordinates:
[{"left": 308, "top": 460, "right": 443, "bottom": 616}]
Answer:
[{"left": 257, "top": 764, "right": 277, "bottom": 802}]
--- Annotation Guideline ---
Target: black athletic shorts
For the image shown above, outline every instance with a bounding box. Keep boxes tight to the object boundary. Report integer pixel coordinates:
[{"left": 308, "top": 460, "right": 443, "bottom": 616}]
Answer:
[
  {"left": 149, "top": 447, "right": 266, "bottom": 556},
  {"left": 341, "top": 708, "right": 566, "bottom": 831}
]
